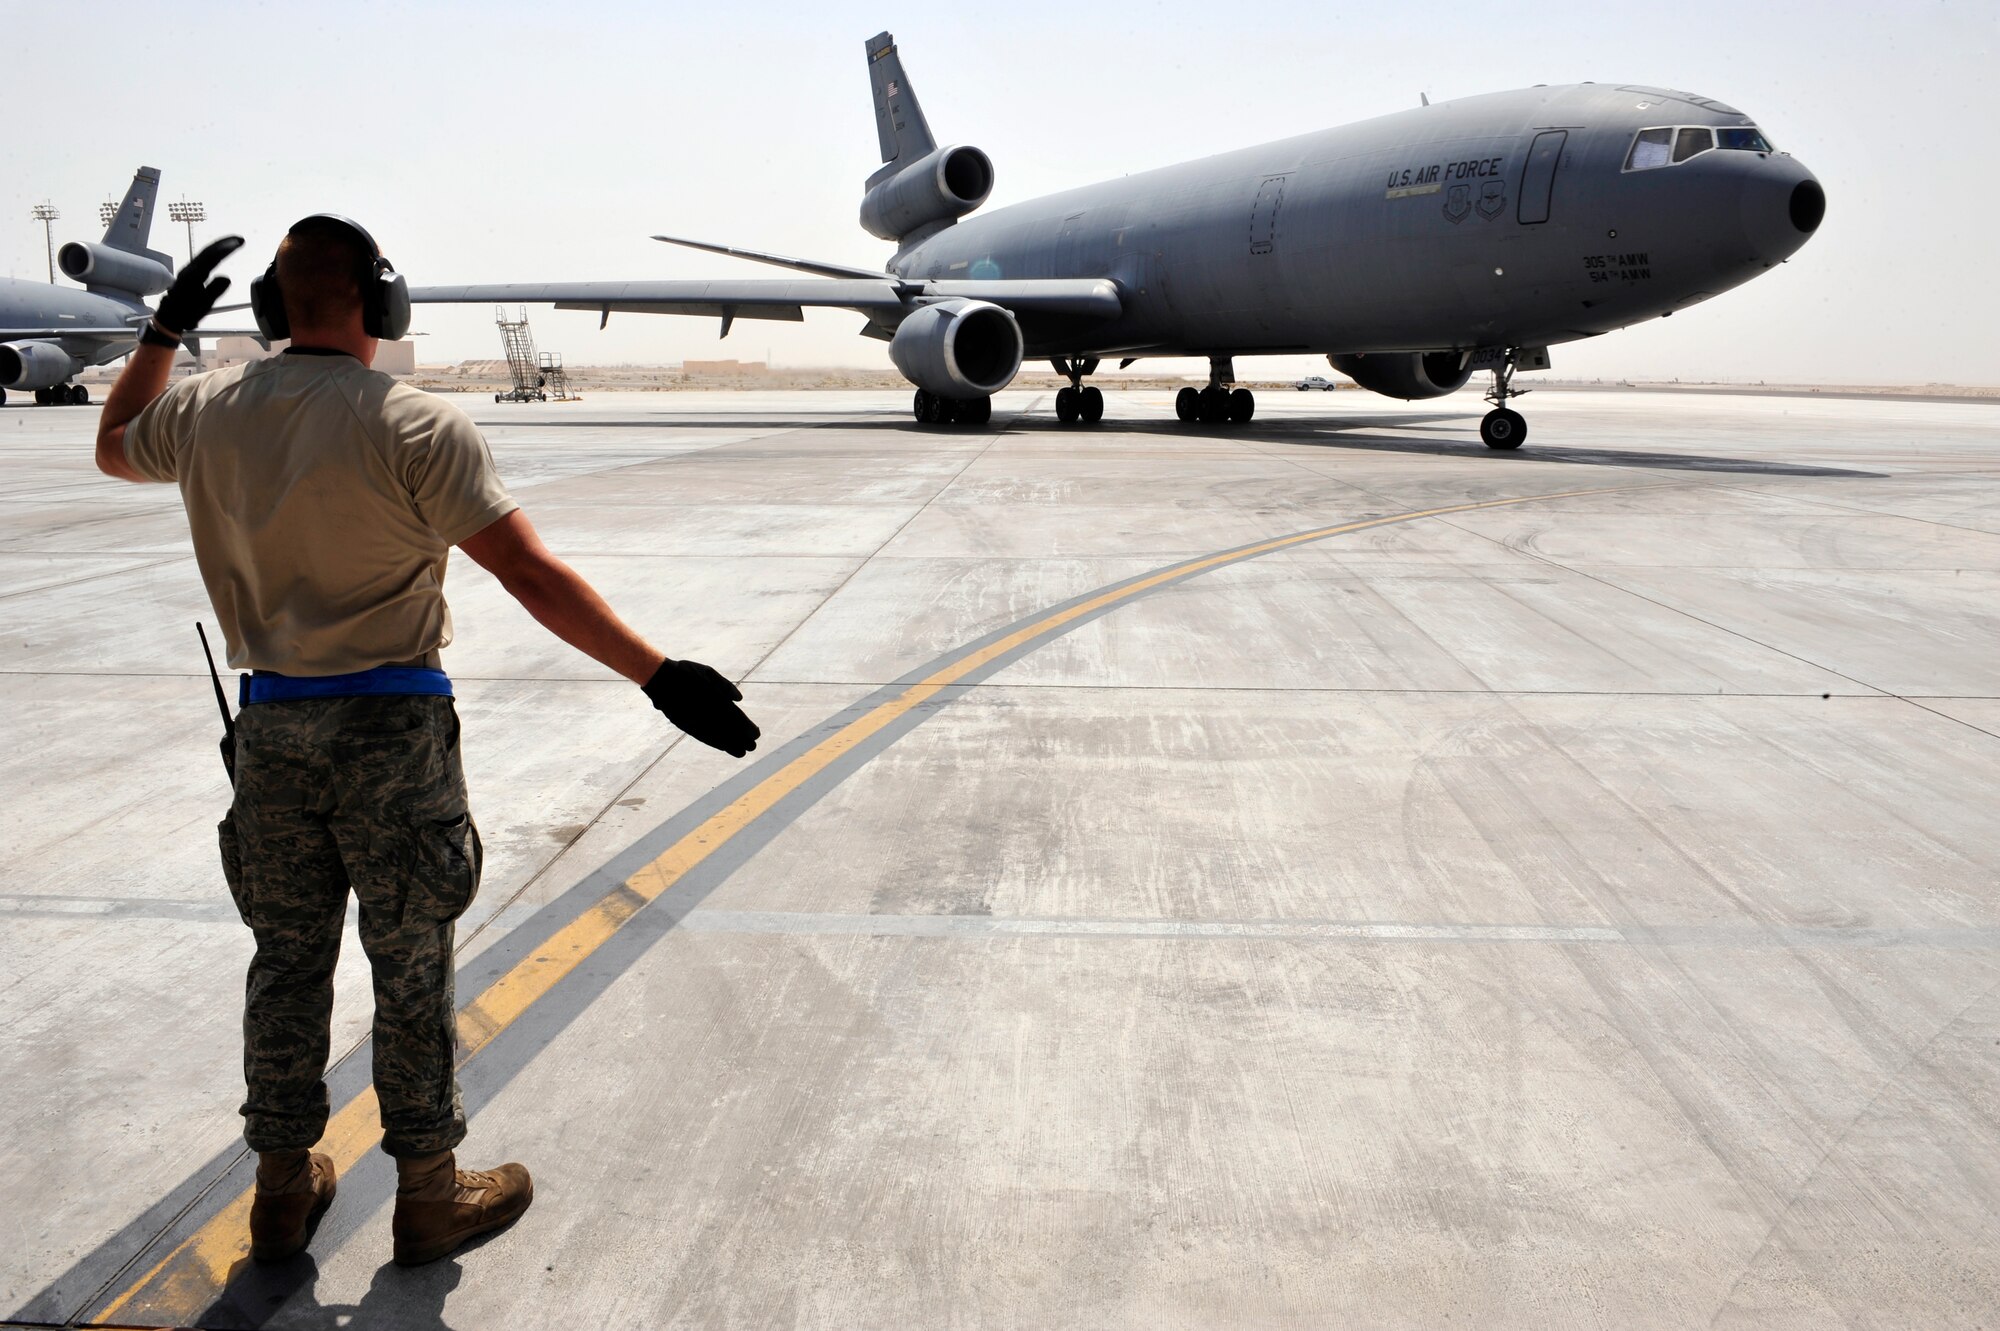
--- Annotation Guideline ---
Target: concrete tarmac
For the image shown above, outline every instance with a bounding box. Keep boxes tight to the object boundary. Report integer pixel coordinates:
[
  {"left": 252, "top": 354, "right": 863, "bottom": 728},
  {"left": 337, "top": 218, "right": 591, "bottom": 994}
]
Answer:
[{"left": 2, "top": 387, "right": 1997, "bottom": 1328}]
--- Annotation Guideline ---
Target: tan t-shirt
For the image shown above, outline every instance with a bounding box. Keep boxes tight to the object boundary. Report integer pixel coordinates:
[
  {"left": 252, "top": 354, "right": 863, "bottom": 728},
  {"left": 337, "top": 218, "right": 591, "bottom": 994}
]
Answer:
[{"left": 125, "top": 351, "right": 518, "bottom": 675}]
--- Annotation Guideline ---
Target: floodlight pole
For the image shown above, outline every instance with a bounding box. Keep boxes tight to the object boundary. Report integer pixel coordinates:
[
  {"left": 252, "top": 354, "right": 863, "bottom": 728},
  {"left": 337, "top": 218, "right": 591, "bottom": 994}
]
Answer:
[
  {"left": 99, "top": 200, "right": 119, "bottom": 228},
  {"left": 168, "top": 199, "right": 205, "bottom": 262},
  {"left": 30, "top": 203, "right": 59, "bottom": 283}
]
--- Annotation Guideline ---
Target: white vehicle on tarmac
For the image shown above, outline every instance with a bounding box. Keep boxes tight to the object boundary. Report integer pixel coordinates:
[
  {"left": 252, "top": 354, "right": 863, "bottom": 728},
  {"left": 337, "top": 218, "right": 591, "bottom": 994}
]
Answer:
[{"left": 1295, "top": 375, "right": 1337, "bottom": 391}]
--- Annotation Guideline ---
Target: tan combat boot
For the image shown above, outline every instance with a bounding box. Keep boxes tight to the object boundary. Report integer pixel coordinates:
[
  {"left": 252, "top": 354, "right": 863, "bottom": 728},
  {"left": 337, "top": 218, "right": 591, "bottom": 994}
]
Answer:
[
  {"left": 391, "top": 1150, "right": 533, "bottom": 1266},
  {"left": 249, "top": 1149, "right": 337, "bottom": 1262}
]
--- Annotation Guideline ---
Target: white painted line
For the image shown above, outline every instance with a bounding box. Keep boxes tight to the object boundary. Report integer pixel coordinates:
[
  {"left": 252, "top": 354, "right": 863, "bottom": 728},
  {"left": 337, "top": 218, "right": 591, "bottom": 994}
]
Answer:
[
  {"left": 682, "top": 911, "right": 1624, "bottom": 943},
  {"left": 681, "top": 912, "right": 2000, "bottom": 949}
]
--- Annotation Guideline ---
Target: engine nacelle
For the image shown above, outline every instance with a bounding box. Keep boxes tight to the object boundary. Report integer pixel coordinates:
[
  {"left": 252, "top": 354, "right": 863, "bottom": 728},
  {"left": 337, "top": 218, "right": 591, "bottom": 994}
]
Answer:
[
  {"left": 58, "top": 241, "right": 173, "bottom": 297},
  {"left": 1328, "top": 351, "right": 1473, "bottom": 401},
  {"left": 887, "top": 299, "right": 1022, "bottom": 399},
  {"left": 860, "top": 145, "right": 994, "bottom": 242},
  {"left": 0, "top": 341, "right": 82, "bottom": 390}
]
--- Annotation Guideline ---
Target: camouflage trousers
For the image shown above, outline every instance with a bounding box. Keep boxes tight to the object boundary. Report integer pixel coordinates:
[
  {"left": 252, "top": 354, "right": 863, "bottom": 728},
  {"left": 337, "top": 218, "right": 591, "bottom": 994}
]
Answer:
[{"left": 217, "top": 694, "right": 481, "bottom": 1158}]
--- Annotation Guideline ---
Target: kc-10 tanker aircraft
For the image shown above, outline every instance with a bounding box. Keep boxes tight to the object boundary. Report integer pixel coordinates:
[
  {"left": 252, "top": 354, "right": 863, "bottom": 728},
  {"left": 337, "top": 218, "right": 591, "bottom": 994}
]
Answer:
[
  {"left": 0, "top": 169, "right": 183, "bottom": 408},
  {"left": 414, "top": 32, "right": 1825, "bottom": 449}
]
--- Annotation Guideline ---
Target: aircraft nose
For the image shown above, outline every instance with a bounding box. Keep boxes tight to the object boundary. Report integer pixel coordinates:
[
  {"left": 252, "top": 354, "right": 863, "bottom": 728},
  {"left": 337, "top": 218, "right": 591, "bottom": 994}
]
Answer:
[{"left": 1742, "top": 158, "right": 1824, "bottom": 265}]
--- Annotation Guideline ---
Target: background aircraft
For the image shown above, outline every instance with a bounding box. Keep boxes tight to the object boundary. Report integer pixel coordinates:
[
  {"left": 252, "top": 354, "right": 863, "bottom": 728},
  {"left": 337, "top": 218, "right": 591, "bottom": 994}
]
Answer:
[
  {"left": 0, "top": 168, "right": 180, "bottom": 407},
  {"left": 415, "top": 32, "right": 1824, "bottom": 449}
]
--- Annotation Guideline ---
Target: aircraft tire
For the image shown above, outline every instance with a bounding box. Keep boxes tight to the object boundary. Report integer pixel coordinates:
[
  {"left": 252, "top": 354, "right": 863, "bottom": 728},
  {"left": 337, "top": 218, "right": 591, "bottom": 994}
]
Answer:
[
  {"left": 912, "top": 389, "right": 928, "bottom": 421},
  {"left": 1080, "top": 386, "right": 1103, "bottom": 423},
  {"left": 0, "top": 387, "right": 7, "bottom": 408},
  {"left": 1175, "top": 387, "right": 1199, "bottom": 422},
  {"left": 960, "top": 395, "right": 992, "bottom": 425},
  {"left": 1480, "top": 409, "right": 1526, "bottom": 450},
  {"left": 1228, "top": 388, "right": 1255, "bottom": 423},
  {"left": 1055, "top": 386, "right": 1080, "bottom": 424},
  {"left": 1197, "top": 387, "right": 1228, "bottom": 424},
  {"left": 71, "top": 384, "right": 90, "bottom": 406},
  {"left": 34, "top": 388, "right": 49, "bottom": 406}
]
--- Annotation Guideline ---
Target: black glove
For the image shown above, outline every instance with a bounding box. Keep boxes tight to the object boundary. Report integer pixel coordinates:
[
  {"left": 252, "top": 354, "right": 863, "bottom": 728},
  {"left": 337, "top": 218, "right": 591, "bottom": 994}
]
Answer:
[
  {"left": 642, "top": 658, "right": 760, "bottom": 757},
  {"left": 148, "top": 234, "right": 245, "bottom": 341}
]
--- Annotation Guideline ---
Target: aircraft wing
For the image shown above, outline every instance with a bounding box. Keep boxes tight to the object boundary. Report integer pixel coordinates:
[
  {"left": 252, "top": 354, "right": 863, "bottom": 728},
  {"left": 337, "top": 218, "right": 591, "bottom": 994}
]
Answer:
[{"left": 408, "top": 277, "right": 1121, "bottom": 323}]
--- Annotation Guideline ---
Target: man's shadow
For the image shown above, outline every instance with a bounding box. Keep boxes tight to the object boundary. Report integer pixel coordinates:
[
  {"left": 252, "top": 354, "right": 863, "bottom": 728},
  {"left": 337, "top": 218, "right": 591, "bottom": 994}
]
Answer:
[{"left": 196, "top": 1251, "right": 462, "bottom": 1330}]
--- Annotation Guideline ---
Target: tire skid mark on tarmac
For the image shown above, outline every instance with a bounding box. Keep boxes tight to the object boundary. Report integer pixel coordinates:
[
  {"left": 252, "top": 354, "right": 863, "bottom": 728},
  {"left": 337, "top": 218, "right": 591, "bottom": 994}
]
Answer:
[{"left": 38, "top": 481, "right": 1646, "bottom": 1329}]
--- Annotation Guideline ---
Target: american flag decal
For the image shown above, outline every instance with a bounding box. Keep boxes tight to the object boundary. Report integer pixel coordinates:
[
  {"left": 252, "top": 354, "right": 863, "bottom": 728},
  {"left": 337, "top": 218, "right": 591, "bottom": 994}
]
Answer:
[{"left": 886, "top": 81, "right": 899, "bottom": 96}]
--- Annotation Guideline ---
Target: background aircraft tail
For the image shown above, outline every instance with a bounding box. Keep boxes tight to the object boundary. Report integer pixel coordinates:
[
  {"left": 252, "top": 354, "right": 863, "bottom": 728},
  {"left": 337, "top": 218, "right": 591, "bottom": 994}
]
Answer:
[
  {"left": 101, "top": 166, "right": 175, "bottom": 271},
  {"left": 865, "top": 31, "right": 936, "bottom": 189}
]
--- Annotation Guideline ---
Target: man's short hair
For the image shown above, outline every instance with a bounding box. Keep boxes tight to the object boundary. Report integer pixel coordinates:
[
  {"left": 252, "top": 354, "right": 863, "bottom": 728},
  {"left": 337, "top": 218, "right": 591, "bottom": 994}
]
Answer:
[{"left": 274, "top": 219, "right": 373, "bottom": 332}]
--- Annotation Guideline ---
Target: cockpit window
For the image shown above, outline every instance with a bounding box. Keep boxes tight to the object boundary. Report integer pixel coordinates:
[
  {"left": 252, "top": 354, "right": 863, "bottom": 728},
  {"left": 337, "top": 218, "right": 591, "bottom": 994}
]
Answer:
[
  {"left": 1625, "top": 128, "right": 1673, "bottom": 170},
  {"left": 1716, "top": 127, "right": 1773, "bottom": 152},
  {"left": 1627, "top": 124, "right": 1770, "bottom": 171},
  {"left": 1672, "top": 127, "right": 1714, "bottom": 163}
]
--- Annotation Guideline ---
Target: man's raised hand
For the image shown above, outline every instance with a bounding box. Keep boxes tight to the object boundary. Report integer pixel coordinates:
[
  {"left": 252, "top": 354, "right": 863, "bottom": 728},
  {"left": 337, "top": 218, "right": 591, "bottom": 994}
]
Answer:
[{"left": 154, "top": 235, "right": 245, "bottom": 336}]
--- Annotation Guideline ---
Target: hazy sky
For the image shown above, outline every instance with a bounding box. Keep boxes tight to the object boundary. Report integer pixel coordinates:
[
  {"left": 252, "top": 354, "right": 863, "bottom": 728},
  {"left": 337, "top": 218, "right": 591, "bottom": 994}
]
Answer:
[{"left": 4, "top": 1, "right": 1994, "bottom": 383}]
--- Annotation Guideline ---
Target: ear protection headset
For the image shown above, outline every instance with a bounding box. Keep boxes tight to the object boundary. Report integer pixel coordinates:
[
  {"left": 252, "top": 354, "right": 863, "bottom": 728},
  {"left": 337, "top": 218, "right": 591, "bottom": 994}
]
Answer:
[{"left": 249, "top": 214, "right": 412, "bottom": 343}]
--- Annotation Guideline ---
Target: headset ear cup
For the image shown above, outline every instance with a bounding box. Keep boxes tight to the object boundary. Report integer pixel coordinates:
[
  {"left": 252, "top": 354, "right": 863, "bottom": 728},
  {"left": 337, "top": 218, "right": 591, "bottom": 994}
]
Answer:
[
  {"left": 249, "top": 267, "right": 289, "bottom": 342},
  {"left": 377, "top": 270, "right": 411, "bottom": 342}
]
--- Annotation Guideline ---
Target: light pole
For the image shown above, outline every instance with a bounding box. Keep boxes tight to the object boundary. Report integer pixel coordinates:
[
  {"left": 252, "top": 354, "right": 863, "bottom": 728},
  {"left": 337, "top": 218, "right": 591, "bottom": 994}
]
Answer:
[
  {"left": 168, "top": 199, "right": 205, "bottom": 261},
  {"left": 99, "top": 200, "right": 119, "bottom": 229},
  {"left": 30, "top": 203, "right": 59, "bottom": 283}
]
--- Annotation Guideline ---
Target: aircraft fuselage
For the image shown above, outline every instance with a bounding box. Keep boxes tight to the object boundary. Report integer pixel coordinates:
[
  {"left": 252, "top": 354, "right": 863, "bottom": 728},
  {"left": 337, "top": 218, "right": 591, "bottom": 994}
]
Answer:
[{"left": 890, "top": 83, "right": 1823, "bottom": 362}]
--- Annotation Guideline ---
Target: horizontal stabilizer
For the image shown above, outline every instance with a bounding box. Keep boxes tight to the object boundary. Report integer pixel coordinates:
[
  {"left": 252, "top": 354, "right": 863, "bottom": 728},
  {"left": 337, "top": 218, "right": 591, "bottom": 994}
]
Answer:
[
  {"left": 0, "top": 327, "right": 141, "bottom": 340},
  {"left": 652, "top": 234, "right": 885, "bottom": 281}
]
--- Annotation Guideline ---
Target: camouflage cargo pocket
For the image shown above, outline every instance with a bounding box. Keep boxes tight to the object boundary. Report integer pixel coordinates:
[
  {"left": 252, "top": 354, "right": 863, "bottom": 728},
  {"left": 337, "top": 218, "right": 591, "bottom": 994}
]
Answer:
[
  {"left": 404, "top": 811, "right": 481, "bottom": 928},
  {"left": 217, "top": 812, "right": 251, "bottom": 926}
]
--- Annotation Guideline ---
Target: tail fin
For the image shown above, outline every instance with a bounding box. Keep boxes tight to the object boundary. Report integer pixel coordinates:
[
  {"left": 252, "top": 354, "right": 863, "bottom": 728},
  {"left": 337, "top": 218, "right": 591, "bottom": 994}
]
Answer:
[
  {"left": 865, "top": 32, "right": 936, "bottom": 188},
  {"left": 101, "top": 166, "right": 174, "bottom": 271}
]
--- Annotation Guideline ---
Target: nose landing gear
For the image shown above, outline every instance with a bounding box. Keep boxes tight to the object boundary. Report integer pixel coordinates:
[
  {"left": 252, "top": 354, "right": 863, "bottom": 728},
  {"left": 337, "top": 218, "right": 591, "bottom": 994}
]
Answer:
[
  {"left": 1481, "top": 351, "right": 1528, "bottom": 450},
  {"left": 1052, "top": 357, "right": 1103, "bottom": 425}
]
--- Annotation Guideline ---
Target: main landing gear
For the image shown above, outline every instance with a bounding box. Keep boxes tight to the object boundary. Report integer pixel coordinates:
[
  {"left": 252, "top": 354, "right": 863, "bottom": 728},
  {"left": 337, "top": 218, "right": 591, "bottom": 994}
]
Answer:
[
  {"left": 911, "top": 389, "right": 991, "bottom": 425},
  {"left": 1051, "top": 357, "right": 1103, "bottom": 425},
  {"left": 30, "top": 384, "right": 90, "bottom": 406},
  {"left": 1480, "top": 351, "right": 1528, "bottom": 450},
  {"left": 1174, "top": 358, "right": 1255, "bottom": 425}
]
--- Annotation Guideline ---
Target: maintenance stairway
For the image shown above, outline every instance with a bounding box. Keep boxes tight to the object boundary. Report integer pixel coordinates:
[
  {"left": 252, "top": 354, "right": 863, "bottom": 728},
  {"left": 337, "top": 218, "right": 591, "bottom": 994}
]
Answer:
[{"left": 493, "top": 306, "right": 578, "bottom": 402}]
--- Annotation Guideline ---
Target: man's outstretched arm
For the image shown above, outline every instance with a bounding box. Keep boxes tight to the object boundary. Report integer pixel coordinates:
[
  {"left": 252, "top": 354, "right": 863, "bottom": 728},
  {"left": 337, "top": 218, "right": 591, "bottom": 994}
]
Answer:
[
  {"left": 459, "top": 509, "right": 663, "bottom": 683},
  {"left": 459, "top": 509, "right": 759, "bottom": 756}
]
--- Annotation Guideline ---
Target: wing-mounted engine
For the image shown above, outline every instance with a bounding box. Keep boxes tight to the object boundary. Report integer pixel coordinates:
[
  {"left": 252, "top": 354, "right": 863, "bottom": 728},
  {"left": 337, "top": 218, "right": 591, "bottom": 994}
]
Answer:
[
  {"left": 860, "top": 145, "right": 994, "bottom": 243},
  {"left": 58, "top": 241, "right": 173, "bottom": 297},
  {"left": 1328, "top": 351, "right": 1473, "bottom": 401},
  {"left": 0, "top": 341, "right": 82, "bottom": 390},
  {"left": 887, "top": 299, "right": 1022, "bottom": 399}
]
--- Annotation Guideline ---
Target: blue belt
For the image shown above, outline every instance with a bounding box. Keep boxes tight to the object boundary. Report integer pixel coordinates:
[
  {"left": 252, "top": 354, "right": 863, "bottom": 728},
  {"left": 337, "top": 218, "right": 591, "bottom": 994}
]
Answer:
[{"left": 240, "top": 665, "right": 454, "bottom": 705}]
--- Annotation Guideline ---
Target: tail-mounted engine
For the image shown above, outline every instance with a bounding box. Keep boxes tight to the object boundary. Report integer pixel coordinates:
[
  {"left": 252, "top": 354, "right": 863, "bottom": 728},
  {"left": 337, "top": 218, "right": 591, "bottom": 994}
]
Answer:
[
  {"left": 1327, "top": 351, "right": 1473, "bottom": 401},
  {"left": 0, "top": 341, "right": 82, "bottom": 390},
  {"left": 58, "top": 241, "right": 173, "bottom": 297},
  {"left": 887, "top": 299, "right": 1022, "bottom": 399},
  {"left": 860, "top": 145, "right": 994, "bottom": 243}
]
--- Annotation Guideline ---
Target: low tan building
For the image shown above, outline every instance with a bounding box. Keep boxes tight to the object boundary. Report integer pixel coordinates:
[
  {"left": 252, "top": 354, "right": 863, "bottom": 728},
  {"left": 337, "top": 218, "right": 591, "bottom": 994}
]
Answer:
[
  {"left": 208, "top": 335, "right": 417, "bottom": 377},
  {"left": 682, "top": 358, "right": 769, "bottom": 376}
]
